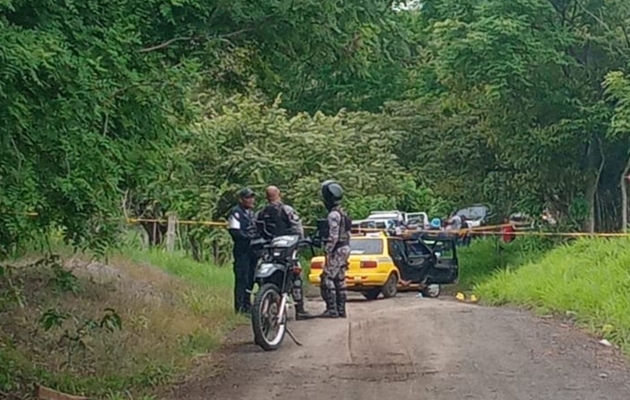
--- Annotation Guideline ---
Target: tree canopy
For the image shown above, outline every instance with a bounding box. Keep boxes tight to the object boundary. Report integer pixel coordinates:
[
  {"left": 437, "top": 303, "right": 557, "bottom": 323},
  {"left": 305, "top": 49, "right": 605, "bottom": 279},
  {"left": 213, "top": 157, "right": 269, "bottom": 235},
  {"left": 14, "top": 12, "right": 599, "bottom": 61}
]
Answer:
[{"left": 2, "top": 0, "right": 630, "bottom": 259}]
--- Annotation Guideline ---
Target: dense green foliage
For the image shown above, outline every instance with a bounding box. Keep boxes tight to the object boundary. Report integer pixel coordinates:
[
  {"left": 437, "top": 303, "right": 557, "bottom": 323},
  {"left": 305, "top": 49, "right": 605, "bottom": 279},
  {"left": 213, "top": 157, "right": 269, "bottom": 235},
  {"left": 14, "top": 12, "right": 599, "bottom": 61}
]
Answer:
[
  {"left": 3, "top": 0, "right": 630, "bottom": 259},
  {"left": 476, "top": 237, "right": 630, "bottom": 354},
  {"left": 6, "top": 1, "right": 630, "bottom": 395}
]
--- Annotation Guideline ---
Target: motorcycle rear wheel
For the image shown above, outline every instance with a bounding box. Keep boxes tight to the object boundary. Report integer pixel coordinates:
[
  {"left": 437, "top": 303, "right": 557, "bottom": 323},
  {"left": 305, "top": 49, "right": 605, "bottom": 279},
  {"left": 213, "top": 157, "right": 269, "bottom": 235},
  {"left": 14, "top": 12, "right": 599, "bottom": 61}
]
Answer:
[{"left": 251, "top": 283, "right": 287, "bottom": 351}]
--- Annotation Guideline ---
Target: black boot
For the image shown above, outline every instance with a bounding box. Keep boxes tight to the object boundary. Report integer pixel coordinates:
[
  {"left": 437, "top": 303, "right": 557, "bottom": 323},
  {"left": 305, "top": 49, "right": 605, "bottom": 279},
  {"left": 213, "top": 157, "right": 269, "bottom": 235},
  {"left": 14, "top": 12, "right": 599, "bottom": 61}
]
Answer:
[
  {"left": 320, "top": 289, "right": 339, "bottom": 318},
  {"left": 336, "top": 290, "right": 347, "bottom": 318},
  {"left": 295, "top": 301, "right": 313, "bottom": 320}
]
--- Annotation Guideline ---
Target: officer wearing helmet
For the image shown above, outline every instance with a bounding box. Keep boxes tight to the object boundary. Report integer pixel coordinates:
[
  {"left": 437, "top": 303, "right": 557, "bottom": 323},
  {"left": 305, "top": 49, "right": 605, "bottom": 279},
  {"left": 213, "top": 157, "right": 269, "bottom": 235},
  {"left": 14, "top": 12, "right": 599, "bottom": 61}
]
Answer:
[{"left": 319, "top": 180, "right": 352, "bottom": 318}]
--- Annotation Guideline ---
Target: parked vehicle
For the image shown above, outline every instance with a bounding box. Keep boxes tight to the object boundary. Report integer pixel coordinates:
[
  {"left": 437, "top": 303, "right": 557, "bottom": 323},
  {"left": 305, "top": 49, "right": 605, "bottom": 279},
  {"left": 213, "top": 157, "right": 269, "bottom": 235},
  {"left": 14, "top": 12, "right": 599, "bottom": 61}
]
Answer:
[
  {"left": 509, "top": 212, "right": 534, "bottom": 231},
  {"left": 351, "top": 218, "right": 397, "bottom": 234},
  {"left": 249, "top": 223, "right": 313, "bottom": 351},
  {"left": 360, "top": 210, "right": 430, "bottom": 231},
  {"left": 367, "top": 210, "right": 406, "bottom": 224},
  {"left": 454, "top": 204, "right": 495, "bottom": 228},
  {"left": 308, "top": 231, "right": 459, "bottom": 300},
  {"left": 406, "top": 212, "right": 430, "bottom": 230}
]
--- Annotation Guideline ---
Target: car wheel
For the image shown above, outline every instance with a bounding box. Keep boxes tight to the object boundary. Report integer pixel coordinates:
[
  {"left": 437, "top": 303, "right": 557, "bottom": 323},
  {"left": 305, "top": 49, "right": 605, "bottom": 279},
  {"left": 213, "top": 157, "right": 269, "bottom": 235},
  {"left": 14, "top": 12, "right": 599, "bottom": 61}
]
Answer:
[
  {"left": 421, "top": 284, "right": 441, "bottom": 298},
  {"left": 362, "top": 288, "right": 381, "bottom": 300},
  {"left": 381, "top": 273, "right": 398, "bottom": 299}
]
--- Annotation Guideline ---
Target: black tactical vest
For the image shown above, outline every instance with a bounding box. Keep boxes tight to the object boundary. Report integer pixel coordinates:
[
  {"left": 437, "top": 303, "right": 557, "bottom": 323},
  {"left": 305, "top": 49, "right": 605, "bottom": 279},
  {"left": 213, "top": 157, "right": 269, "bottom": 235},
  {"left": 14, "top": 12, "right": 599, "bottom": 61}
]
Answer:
[
  {"left": 318, "top": 207, "right": 352, "bottom": 249},
  {"left": 258, "top": 203, "right": 291, "bottom": 237},
  {"left": 336, "top": 206, "right": 352, "bottom": 247}
]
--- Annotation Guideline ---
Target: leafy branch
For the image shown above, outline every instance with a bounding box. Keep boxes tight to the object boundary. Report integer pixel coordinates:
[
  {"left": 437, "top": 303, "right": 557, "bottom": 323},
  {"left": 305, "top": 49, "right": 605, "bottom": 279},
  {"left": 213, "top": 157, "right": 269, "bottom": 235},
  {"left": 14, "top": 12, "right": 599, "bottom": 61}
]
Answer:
[{"left": 39, "top": 308, "right": 123, "bottom": 368}]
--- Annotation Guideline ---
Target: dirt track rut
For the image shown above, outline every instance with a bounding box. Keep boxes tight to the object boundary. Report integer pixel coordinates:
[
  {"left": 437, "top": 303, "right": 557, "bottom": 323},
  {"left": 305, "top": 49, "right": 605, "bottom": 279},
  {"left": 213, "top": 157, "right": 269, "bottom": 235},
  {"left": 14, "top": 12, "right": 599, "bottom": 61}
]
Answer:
[{"left": 169, "top": 294, "right": 630, "bottom": 400}]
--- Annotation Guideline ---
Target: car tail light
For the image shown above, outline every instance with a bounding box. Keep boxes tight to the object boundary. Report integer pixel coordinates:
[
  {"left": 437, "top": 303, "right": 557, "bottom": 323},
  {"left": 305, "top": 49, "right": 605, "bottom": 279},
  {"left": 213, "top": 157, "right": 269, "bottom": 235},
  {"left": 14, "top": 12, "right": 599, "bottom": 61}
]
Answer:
[
  {"left": 360, "top": 260, "right": 378, "bottom": 268},
  {"left": 310, "top": 261, "right": 323, "bottom": 270}
]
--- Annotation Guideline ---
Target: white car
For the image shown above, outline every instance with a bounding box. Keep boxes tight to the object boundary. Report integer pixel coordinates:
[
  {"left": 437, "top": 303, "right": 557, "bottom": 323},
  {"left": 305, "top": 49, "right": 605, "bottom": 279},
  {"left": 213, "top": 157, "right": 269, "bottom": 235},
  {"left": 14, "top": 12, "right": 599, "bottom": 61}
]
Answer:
[
  {"left": 366, "top": 210, "right": 430, "bottom": 229},
  {"left": 406, "top": 212, "right": 430, "bottom": 230},
  {"left": 367, "top": 210, "right": 405, "bottom": 224}
]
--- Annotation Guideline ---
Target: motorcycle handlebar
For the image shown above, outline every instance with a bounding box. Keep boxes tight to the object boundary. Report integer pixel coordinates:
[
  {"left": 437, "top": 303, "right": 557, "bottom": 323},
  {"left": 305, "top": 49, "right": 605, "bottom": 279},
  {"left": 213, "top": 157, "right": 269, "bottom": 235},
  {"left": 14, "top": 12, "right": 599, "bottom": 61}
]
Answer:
[
  {"left": 250, "top": 237, "right": 314, "bottom": 252},
  {"left": 298, "top": 238, "right": 313, "bottom": 247}
]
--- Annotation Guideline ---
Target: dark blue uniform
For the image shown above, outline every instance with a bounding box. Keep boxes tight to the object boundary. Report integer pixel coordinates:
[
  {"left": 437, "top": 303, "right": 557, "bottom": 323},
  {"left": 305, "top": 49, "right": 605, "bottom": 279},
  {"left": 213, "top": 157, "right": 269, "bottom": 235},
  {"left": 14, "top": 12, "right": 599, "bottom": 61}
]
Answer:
[{"left": 228, "top": 204, "right": 257, "bottom": 313}]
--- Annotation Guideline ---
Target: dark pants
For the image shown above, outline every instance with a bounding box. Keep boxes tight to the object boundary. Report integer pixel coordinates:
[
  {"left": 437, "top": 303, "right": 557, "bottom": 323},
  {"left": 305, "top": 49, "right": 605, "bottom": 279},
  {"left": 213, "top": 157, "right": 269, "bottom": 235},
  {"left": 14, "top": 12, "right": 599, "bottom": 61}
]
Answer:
[
  {"left": 462, "top": 234, "right": 472, "bottom": 246},
  {"left": 292, "top": 275, "right": 305, "bottom": 309},
  {"left": 319, "top": 268, "right": 347, "bottom": 314},
  {"left": 233, "top": 251, "right": 256, "bottom": 313}
]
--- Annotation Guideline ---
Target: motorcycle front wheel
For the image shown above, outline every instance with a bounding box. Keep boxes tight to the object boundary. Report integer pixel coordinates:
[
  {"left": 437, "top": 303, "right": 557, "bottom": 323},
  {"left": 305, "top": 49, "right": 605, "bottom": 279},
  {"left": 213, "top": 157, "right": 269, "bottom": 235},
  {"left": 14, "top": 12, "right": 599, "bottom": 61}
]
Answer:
[{"left": 251, "top": 283, "right": 287, "bottom": 351}]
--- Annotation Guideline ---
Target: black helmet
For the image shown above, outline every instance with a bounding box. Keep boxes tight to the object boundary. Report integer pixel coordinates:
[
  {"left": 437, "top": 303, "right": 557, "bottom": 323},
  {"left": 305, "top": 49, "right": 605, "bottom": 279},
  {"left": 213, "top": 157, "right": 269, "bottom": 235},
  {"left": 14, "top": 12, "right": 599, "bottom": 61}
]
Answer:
[{"left": 321, "top": 180, "right": 344, "bottom": 210}]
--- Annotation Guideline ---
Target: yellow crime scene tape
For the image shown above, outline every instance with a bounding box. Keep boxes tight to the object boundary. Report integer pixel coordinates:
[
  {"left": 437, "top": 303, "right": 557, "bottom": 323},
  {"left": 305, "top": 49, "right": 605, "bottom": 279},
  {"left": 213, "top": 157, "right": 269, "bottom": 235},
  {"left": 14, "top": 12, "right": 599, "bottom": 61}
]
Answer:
[
  {"left": 126, "top": 218, "right": 227, "bottom": 227},
  {"left": 6, "top": 212, "right": 630, "bottom": 238}
]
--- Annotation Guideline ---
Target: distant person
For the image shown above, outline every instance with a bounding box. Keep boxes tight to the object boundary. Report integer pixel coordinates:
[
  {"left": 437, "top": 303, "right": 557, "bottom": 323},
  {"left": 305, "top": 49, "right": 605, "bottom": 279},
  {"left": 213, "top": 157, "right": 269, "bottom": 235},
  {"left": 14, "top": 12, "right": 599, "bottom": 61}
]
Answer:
[
  {"left": 319, "top": 180, "right": 352, "bottom": 318},
  {"left": 227, "top": 188, "right": 257, "bottom": 315},
  {"left": 255, "top": 186, "right": 311, "bottom": 320},
  {"left": 385, "top": 219, "right": 402, "bottom": 236},
  {"left": 459, "top": 214, "right": 471, "bottom": 246},
  {"left": 256, "top": 186, "right": 304, "bottom": 238},
  {"left": 447, "top": 214, "right": 463, "bottom": 231},
  {"left": 429, "top": 218, "right": 442, "bottom": 230},
  {"left": 447, "top": 214, "right": 462, "bottom": 242},
  {"left": 501, "top": 217, "right": 515, "bottom": 243}
]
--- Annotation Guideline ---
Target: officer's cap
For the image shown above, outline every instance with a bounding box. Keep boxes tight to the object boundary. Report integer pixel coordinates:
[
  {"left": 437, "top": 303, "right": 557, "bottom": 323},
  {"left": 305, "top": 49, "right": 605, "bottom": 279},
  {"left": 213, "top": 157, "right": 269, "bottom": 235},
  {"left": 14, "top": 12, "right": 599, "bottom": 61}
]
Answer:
[{"left": 238, "top": 187, "right": 256, "bottom": 199}]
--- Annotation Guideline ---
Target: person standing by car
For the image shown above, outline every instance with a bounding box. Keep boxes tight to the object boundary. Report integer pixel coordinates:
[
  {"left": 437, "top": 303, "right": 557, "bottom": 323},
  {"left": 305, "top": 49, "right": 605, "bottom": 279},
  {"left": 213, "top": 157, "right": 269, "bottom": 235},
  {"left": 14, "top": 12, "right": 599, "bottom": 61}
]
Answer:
[
  {"left": 447, "top": 213, "right": 463, "bottom": 231},
  {"left": 459, "top": 214, "right": 471, "bottom": 246},
  {"left": 255, "top": 186, "right": 312, "bottom": 320},
  {"left": 227, "top": 188, "right": 257, "bottom": 315},
  {"left": 429, "top": 218, "right": 442, "bottom": 230},
  {"left": 501, "top": 217, "right": 516, "bottom": 243},
  {"left": 319, "top": 180, "right": 352, "bottom": 318},
  {"left": 446, "top": 213, "right": 463, "bottom": 245}
]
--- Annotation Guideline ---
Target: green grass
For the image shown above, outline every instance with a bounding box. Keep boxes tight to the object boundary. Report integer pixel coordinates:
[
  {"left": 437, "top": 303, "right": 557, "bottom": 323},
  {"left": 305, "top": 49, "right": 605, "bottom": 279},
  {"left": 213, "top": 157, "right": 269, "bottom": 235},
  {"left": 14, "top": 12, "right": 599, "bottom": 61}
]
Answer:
[
  {"left": 128, "top": 248, "right": 234, "bottom": 290},
  {"left": 455, "top": 236, "right": 553, "bottom": 291},
  {"left": 476, "top": 237, "right": 630, "bottom": 354},
  {"left": 0, "top": 243, "right": 241, "bottom": 399}
]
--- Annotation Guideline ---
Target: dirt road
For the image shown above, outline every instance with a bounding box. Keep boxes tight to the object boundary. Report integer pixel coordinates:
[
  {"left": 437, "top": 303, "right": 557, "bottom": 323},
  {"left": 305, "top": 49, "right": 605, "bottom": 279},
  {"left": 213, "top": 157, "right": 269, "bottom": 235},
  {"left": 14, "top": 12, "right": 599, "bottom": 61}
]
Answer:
[{"left": 170, "top": 294, "right": 630, "bottom": 400}]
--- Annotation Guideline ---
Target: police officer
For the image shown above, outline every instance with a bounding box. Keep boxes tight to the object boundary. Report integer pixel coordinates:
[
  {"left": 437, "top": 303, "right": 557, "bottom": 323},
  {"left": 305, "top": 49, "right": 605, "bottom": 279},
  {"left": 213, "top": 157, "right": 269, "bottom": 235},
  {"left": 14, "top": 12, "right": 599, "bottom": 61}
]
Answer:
[
  {"left": 227, "top": 188, "right": 257, "bottom": 314},
  {"left": 255, "top": 186, "right": 312, "bottom": 320},
  {"left": 319, "top": 180, "right": 352, "bottom": 318}
]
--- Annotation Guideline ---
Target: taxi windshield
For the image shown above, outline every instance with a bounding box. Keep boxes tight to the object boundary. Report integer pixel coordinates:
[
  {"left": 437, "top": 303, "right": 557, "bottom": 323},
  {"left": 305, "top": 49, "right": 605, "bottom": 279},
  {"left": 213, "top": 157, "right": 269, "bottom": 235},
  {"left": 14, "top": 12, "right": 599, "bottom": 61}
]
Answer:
[{"left": 349, "top": 238, "right": 383, "bottom": 255}]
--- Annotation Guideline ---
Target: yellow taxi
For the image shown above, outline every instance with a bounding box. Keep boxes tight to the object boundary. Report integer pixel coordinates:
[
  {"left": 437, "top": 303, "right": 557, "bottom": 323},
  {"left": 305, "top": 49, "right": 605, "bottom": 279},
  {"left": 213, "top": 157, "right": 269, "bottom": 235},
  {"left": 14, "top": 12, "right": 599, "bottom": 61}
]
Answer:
[{"left": 308, "top": 232, "right": 428, "bottom": 300}]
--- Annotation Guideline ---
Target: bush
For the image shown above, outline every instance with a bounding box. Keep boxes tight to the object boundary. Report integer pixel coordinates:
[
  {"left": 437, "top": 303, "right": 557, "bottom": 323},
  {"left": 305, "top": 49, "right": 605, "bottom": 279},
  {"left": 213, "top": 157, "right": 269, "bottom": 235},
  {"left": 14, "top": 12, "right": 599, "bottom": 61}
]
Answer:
[
  {"left": 476, "top": 238, "right": 630, "bottom": 354},
  {"left": 0, "top": 248, "right": 238, "bottom": 399}
]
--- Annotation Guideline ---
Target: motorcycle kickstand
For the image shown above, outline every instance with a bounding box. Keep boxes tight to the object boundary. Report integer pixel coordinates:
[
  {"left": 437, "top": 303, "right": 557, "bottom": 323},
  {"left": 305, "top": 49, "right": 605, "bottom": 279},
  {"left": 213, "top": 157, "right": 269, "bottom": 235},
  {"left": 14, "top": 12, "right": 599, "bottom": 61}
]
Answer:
[
  {"left": 285, "top": 326, "right": 303, "bottom": 346},
  {"left": 284, "top": 296, "right": 302, "bottom": 346}
]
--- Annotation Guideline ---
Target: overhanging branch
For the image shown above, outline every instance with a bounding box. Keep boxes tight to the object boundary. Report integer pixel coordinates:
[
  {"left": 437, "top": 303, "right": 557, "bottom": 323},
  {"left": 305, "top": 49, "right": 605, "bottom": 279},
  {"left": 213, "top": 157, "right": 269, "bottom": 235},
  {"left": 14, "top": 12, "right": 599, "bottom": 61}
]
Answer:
[{"left": 138, "top": 29, "right": 252, "bottom": 53}]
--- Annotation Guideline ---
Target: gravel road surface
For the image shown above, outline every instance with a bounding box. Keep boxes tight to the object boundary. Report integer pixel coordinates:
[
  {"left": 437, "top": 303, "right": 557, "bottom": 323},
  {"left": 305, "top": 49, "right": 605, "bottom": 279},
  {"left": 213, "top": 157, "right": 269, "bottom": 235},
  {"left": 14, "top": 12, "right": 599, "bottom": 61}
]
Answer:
[{"left": 169, "top": 294, "right": 630, "bottom": 400}]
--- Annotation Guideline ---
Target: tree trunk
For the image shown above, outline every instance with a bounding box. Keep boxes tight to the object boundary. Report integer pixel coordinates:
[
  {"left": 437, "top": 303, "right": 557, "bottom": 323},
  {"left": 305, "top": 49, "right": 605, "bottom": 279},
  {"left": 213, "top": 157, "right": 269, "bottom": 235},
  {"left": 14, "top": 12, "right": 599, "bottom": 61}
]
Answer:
[
  {"left": 584, "top": 137, "right": 605, "bottom": 233},
  {"left": 621, "top": 155, "right": 630, "bottom": 233},
  {"left": 140, "top": 222, "right": 167, "bottom": 246},
  {"left": 189, "top": 235, "right": 202, "bottom": 262}
]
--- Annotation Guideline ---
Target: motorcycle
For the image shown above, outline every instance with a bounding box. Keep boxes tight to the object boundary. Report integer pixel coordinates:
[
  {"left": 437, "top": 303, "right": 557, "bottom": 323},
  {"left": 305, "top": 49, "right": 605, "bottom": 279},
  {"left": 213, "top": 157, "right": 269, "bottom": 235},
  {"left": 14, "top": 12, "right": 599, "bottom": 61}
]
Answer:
[{"left": 249, "top": 222, "right": 314, "bottom": 351}]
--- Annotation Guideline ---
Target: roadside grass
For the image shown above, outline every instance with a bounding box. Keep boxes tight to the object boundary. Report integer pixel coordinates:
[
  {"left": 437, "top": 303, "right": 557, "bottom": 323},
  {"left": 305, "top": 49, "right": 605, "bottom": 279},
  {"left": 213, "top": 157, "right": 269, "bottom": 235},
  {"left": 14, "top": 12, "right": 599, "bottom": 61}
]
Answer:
[
  {"left": 455, "top": 236, "right": 553, "bottom": 291},
  {"left": 475, "top": 237, "right": 630, "bottom": 354},
  {"left": 0, "top": 235, "right": 240, "bottom": 399}
]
